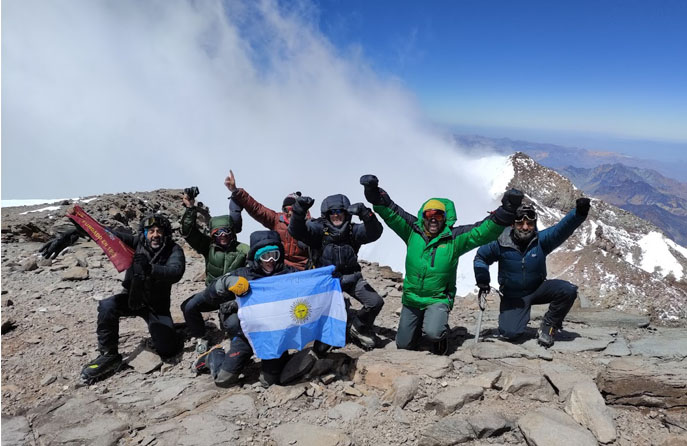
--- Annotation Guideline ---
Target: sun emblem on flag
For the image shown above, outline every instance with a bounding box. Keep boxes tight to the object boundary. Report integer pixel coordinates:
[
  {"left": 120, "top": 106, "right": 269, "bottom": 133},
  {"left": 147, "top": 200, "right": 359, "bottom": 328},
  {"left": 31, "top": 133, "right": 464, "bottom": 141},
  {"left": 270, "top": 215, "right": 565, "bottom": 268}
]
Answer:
[{"left": 290, "top": 299, "right": 311, "bottom": 324}]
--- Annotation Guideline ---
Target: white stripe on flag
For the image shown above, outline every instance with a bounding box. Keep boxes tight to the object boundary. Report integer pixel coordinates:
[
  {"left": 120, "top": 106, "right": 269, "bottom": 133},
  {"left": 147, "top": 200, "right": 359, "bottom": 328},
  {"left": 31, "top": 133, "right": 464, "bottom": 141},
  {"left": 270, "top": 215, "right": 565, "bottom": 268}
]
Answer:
[{"left": 238, "top": 289, "right": 346, "bottom": 334}]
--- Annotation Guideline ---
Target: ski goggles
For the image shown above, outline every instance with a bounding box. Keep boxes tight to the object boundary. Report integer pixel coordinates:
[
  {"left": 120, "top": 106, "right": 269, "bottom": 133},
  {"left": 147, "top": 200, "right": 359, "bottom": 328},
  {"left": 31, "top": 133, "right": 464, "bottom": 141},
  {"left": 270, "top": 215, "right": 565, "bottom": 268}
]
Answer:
[
  {"left": 258, "top": 250, "right": 280, "bottom": 262},
  {"left": 423, "top": 209, "right": 446, "bottom": 222},
  {"left": 212, "top": 228, "right": 232, "bottom": 237},
  {"left": 142, "top": 215, "right": 166, "bottom": 229},
  {"left": 514, "top": 210, "right": 537, "bottom": 222},
  {"left": 328, "top": 209, "right": 346, "bottom": 215},
  {"left": 282, "top": 205, "right": 293, "bottom": 213}
]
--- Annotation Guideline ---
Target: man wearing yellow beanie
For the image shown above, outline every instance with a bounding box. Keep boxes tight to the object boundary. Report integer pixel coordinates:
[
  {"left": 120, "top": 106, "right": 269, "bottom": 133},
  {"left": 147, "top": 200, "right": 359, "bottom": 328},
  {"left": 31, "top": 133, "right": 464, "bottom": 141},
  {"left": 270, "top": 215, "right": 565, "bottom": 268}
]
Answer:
[{"left": 360, "top": 174, "right": 523, "bottom": 355}]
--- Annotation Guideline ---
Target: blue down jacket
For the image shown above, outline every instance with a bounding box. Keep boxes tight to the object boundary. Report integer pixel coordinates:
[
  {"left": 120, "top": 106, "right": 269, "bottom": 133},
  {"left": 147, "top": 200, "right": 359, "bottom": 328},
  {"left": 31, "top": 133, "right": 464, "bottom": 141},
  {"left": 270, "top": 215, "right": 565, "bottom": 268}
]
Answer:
[{"left": 473, "top": 208, "right": 586, "bottom": 300}]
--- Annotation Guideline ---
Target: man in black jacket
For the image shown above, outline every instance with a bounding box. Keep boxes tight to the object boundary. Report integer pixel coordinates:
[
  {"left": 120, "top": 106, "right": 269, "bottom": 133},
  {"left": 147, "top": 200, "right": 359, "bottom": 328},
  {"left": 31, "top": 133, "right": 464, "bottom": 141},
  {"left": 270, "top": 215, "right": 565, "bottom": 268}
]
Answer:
[
  {"left": 288, "top": 194, "right": 384, "bottom": 349},
  {"left": 40, "top": 213, "right": 186, "bottom": 383}
]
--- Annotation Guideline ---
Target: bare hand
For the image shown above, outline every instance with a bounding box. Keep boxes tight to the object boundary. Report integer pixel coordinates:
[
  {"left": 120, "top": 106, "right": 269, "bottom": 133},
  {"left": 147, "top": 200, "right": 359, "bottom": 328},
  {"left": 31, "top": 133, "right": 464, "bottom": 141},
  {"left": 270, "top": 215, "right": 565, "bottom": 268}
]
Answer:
[{"left": 225, "top": 170, "right": 237, "bottom": 192}]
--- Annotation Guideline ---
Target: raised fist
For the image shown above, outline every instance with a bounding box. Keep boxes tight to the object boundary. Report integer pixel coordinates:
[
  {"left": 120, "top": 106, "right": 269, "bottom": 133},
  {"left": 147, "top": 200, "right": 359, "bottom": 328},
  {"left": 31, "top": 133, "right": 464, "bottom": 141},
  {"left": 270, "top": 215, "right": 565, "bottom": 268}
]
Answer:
[
  {"left": 501, "top": 189, "right": 524, "bottom": 213},
  {"left": 576, "top": 197, "right": 591, "bottom": 217}
]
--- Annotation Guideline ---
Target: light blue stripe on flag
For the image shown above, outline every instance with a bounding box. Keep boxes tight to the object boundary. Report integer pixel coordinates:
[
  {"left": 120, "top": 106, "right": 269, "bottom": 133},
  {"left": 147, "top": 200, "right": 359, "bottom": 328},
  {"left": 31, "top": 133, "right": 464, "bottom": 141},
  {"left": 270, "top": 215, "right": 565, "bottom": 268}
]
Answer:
[{"left": 237, "top": 265, "right": 347, "bottom": 359}]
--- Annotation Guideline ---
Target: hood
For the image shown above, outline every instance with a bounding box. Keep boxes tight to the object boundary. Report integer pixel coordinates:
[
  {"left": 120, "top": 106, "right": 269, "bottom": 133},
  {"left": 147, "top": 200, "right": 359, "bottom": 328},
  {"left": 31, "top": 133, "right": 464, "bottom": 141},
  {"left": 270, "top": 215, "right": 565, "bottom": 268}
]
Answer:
[
  {"left": 320, "top": 194, "right": 351, "bottom": 217},
  {"left": 415, "top": 198, "right": 457, "bottom": 228},
  {"left": 247, "top": 230, "right": 285, "bottom": 270},
  {"left": 138, "top": 213, "right": 173, "bottom": 247},
  {"left": 210, "top": 215, "right": 233, "bottom": 231}
]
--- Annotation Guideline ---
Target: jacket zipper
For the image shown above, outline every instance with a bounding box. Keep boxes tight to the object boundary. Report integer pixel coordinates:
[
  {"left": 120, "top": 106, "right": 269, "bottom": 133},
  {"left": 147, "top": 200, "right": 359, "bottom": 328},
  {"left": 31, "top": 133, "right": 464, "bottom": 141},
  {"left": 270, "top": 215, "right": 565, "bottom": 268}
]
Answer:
[{"left": 430, "top": 246, "right": 438, "bottom": 268}]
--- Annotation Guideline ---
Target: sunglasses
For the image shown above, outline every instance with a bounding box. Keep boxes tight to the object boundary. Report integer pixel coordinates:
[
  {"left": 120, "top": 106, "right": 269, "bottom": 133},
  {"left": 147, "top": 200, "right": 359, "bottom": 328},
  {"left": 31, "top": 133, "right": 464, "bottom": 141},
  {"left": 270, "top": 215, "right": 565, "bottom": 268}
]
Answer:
[
  {"left": 283, "top": 206, "right": 293, "bottom": 213},
  {"left": 423, "top": 209, "right": 446, "bottom": 222},
  {"left": 258, "top": 250, "right": 280, "bottom": 262},
  {"left": 329, "top": 209, "right": 346, "bottom": 215}
]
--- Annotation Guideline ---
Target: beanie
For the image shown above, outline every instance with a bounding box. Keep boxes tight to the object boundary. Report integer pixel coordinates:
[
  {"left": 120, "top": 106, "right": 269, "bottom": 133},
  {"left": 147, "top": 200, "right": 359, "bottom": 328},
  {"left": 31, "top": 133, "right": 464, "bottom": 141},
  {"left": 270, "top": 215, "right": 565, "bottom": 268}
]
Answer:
[
  {"left": 282, "top": 191, "right": 302, "bottom": 208},
  {"left": 422, "top": 199, "right": 446, "bottom": 213}
]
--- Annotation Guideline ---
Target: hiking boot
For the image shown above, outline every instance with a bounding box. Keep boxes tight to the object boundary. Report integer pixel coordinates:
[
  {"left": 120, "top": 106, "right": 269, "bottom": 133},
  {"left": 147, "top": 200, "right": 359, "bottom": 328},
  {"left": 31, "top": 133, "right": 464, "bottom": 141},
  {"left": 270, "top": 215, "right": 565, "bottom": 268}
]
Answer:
[
  {"left": 259, "top": 371, "right": 280, "bottom": 388},
  {"left": 537, "top": 321, "right": 558, "bottom": 348},
  {"left": 431, "top": 337, "right": 448, "bottom": 355},
  {"left": 349, "top": 320, "right": 376, "bottom": 350},
  {"left": 214, "top": 368, "right": 240, "bottom": 388},
  {"left": 80, "top": 352, "right": 122, "bottom": 384},
  {"left": 192, "top": 344, "right": 223, "bottom": 375}
]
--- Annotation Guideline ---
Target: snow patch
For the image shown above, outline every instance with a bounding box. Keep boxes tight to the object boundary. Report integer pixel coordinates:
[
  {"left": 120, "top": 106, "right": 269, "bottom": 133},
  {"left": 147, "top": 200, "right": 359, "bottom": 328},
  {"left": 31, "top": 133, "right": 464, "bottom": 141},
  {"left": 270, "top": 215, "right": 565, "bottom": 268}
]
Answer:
[{"left": 637, "top": 231, "right": 684, "bottom": 279}]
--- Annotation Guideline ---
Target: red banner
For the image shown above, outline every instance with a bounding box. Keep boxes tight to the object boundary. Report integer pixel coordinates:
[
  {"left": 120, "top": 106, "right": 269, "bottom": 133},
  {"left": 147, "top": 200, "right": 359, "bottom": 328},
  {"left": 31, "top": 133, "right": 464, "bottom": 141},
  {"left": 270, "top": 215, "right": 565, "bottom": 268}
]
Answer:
[{"left": 68, "top": 205, "right": 134, "bottom": 272}]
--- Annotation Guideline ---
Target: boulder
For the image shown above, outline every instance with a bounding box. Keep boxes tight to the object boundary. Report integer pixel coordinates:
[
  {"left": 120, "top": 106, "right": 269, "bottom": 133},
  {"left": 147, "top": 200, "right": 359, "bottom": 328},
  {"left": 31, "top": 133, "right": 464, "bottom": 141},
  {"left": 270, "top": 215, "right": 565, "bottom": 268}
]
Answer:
[
  {"left": 61, "top": 266, "right": 89, "bottom": 280},
  {"left": 328, "top": 402, "right": 365, "bottom": 421},
  {"left": 271, "top": 423, "right": 352, "bottom": 446},
  {"left": 518, "top": 407, "right": 597, "bottom": 446},
  {"left": 354, "top": 349, "right": 452, "bottom": 389},
  {"left": 565, "top": 379, "right": 617, "bottom": 444},
  {"left": 425, "top": 385, "right": 484, "bottom": 416},
  {"left": 419, "top": 416, "right": 475, "bottom": 446},
  {"left": 541, "top": 362, "right": 590, "bottom": 402},
  {"left": 597, "top": 357, "right": 687, "bottom": 408},
  {"left": 629, "top": 331, "right": 687, "bottom": 360},
  {"left": 381, "top": 375, "right": 420, "bottom": 408},
  {"left": 469, "top": 339, "right": 538, "bottom": 360}
]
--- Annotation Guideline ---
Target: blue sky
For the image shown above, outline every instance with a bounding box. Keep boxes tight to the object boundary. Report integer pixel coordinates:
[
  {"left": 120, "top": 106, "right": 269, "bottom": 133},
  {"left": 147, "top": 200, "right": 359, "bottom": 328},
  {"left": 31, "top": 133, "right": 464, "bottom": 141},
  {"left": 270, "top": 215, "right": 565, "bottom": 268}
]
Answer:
[{"left": 314, "top": 0, "right": 687, "bottom": 148}]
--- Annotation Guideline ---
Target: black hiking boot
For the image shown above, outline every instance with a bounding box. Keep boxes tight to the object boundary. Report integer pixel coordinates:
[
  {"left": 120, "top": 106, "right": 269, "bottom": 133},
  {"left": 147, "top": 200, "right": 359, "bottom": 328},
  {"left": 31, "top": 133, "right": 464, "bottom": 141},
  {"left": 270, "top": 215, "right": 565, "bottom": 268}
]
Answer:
[
  {"left": 349, "top": 319, "right": 377, "bottom": 350},
  {"left": 431, "top": 337, "right": 449, "bottom": 355},
  {"left": 214, "top": 369, "right": 240, "bottom": 388},
  {"left": 537, "top": 321, "right": 558, "bottom": 348},
  {"left": 80, "top": 352, "right": 122, "bottom": 384},
  {"left": 193, "top": 344, "right": 223, "bottom": 375}
]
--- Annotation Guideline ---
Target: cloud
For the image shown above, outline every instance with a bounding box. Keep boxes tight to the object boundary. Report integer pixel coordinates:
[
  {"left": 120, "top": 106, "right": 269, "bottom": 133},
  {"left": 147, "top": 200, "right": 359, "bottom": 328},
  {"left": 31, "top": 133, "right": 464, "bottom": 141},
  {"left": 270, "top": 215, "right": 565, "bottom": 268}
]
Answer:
[{"left": 2, "top": 0, "right": 509, "bottom": 293}]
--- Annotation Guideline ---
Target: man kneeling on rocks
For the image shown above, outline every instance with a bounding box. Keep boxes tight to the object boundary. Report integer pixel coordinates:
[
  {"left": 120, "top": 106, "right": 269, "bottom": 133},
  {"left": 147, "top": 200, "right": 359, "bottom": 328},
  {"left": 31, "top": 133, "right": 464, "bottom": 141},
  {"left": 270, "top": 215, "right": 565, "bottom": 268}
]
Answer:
[
  {"left": 473, "top": 198, "right": 591, "bottom": 347},
  {"left": 40, "top": 213, "right": 185, "bottom": 383},
  {"left": 195, "top": 230, "right": 300, "bottom": 387}
]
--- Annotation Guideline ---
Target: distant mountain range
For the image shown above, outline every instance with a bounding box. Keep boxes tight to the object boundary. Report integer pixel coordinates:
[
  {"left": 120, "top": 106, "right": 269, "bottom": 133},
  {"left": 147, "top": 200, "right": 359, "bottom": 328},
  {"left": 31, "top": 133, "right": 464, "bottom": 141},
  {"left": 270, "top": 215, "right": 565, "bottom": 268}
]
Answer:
[{"left": 452, "top": 134, "right": 687, "bottom": 247}]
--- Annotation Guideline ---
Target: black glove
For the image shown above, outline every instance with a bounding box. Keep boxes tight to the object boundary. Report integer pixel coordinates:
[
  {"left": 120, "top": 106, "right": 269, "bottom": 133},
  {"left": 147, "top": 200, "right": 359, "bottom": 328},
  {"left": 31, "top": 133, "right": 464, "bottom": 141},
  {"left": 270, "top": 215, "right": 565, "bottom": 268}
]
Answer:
[
  {"left": 477, "top": 284, "right": 490, "bottom": 310},
  {"left": 293, "top": 196, "right": 315, "bottom": 214},
  {"left": 132, "top": 253, "right": 152, "bottom": 278},
  {"left": 360, "top": 174, "right": 379, "bottom": 188},
  {"left": 219, "top": 300, "right": 238, "bottom": 315},
  {"left": 576, "top": 197, "right": 591, "bottom": 217},
  {"left": 501, "top": 188, "right": 524, "bottom": 213},
  {"left": 39, "top": 229, "right": 79, "bottom": 259},
  {"left": 360, "top": 174, "right": 390, "bottom": 206},
  {"left": 347, "top": 202, "right": 371, "bottom": 217}
]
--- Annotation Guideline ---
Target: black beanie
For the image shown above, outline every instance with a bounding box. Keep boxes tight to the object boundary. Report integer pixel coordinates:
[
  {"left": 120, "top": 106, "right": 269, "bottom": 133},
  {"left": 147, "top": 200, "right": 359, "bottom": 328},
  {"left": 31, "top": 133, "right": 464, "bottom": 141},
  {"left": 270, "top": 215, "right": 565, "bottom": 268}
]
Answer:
[{"left": 282, "top": 191, "right": 301, "bottom": 208}]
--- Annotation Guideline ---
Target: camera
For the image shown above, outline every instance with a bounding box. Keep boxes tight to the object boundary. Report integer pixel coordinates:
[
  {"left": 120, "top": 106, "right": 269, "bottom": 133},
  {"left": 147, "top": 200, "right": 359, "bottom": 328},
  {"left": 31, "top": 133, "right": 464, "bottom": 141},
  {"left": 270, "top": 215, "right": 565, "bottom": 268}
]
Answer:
[{"left": 184, "top": 186, "right": 200, "bottom": 199}]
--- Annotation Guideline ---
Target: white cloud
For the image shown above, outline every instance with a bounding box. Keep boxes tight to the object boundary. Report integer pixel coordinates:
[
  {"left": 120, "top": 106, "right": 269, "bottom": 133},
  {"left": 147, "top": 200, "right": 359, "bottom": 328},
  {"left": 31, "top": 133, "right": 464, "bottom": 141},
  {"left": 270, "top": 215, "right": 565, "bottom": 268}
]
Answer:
[{"left": 3, "top": 0, "right": 510, "bottom": 287}]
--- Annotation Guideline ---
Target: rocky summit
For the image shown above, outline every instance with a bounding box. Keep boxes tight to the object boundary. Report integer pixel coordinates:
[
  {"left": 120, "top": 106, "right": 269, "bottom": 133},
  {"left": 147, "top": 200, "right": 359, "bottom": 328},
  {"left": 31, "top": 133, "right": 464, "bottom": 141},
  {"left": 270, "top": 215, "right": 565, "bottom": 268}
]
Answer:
[{"left": 2, "top": 172, "right": 687, "bottom": 445}]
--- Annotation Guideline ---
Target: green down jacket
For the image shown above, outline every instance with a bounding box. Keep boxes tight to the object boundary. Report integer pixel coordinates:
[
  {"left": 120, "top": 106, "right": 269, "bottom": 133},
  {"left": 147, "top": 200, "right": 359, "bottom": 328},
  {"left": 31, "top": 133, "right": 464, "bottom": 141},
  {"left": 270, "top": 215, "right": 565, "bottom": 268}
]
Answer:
[
  {"left": 181, "top": 208, "right": 249, "bottom": 284},
  {"left": 374, "top": 197, "right": 506, "bottom": 310}
]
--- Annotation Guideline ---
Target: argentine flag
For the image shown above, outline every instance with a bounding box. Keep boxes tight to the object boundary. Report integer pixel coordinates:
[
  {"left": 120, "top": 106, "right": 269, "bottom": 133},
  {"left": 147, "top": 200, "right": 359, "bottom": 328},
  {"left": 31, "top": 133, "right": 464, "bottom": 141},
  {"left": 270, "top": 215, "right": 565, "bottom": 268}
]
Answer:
[{"left": 237, "top": 265, "right": 347, "bottom": 359}]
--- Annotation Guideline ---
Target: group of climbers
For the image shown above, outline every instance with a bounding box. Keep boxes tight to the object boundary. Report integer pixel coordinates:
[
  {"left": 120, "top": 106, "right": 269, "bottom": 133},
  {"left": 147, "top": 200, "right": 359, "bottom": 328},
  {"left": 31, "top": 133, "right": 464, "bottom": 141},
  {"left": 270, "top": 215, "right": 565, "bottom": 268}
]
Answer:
[{"left": 39, "top": 171, "right": 590, "bottom": 386}]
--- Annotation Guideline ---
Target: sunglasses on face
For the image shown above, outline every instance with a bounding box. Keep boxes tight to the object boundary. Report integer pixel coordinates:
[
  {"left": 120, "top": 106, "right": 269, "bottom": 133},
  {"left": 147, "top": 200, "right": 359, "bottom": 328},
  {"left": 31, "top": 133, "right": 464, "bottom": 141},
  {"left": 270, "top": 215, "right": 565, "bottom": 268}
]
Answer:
[
  {"left": 423, "top": 209, "right": 446, "bottom": 222},
  {"left": 329, "top": 209, "right": 345, "bottom": 216},
  {"left": 259, "top": 250, "right": 280, "bottom": 262}
]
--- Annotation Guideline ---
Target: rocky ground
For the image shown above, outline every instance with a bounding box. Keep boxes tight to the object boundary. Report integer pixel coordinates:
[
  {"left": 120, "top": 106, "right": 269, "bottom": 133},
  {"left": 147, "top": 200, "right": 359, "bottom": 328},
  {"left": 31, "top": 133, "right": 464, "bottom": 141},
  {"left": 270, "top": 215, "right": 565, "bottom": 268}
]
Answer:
[{"left": 2, "top": 194, "right": 687, "bottom": 446}]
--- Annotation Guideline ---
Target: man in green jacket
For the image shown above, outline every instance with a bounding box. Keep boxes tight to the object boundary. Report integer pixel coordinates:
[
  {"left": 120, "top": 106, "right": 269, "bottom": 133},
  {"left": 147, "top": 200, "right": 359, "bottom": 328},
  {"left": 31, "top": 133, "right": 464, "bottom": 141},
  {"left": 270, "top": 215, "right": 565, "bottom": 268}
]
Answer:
[
  {"left": 179, "top": 189, "right": 249, "bottom": 366},
  {"left": 360, "top": 175, "right": 523, "bottom": 354}
]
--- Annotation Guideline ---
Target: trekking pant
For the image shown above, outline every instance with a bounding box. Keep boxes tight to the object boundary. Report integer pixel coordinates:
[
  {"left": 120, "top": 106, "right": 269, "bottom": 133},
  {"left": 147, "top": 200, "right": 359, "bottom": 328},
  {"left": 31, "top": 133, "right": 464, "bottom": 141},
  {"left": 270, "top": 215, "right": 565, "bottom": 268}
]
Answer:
[
  {"left": 341, "top": 276, "right": 384, "bottom": 329},
  {"left": 180, "top": 283, "right": 231, "bottom": 339},
  {"left": 97, "top": 293, "right": 179, "bottom": 358},
  {"left": 396, "top": 302, "right": 450, "bottom": 350},
  {"left": 498, "top": 279, "right": 578, "bottom": 339}
]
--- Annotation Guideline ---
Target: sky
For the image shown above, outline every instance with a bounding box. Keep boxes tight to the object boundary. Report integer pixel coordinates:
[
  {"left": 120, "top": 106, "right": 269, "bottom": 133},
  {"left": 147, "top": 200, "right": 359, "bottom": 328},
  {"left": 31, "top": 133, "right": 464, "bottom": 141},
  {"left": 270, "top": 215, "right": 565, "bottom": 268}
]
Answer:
[
  {"left": 316, "top": 0, "right": 687, "bottom": 154},
  {"left": 1, "top": 0, "right": 685, "bottom": 287}
]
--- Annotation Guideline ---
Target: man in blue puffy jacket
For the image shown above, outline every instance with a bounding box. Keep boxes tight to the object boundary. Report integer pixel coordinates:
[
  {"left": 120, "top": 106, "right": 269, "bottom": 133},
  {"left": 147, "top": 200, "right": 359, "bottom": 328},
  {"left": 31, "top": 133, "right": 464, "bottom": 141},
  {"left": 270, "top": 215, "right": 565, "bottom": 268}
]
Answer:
[{"left": 473, "top": 197, "right": 591, "bottom": 347}]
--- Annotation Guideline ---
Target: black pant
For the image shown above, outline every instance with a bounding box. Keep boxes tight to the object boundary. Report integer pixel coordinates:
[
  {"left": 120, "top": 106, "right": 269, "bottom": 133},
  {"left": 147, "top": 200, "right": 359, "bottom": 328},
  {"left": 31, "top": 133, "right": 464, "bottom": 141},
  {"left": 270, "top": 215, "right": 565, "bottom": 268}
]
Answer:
[
  {"left": 341, "top": 276, "right": 384, "bottom": 328},
  {"left": 97, "top": 293, "right": 179, "bottom": 358},
  {"left": 498, "top": 279, "right": 578, "bottom": 339},
  {"left": 180, "top": 284, "right": 231, "bottom": 339}
]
